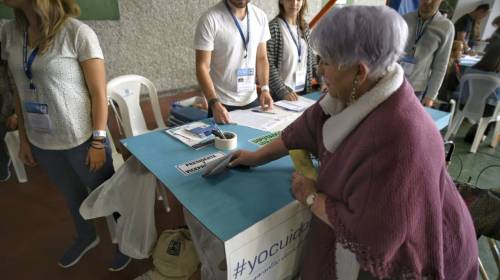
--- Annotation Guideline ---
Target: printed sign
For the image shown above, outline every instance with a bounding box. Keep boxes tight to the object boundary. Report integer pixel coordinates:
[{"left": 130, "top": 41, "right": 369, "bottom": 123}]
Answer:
[
  {"left": 249, "top": 132, "right": 281, "bottom": 147},
  {"left": 176, "top": 152, "right": 226, "bottom": 176},
  {"left": 224, "top": 202, "right": 311, "bottom": 280}
]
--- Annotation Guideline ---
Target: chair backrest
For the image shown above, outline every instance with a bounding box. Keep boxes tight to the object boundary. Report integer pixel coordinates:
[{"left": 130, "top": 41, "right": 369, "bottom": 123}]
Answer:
[
  {"left": 458, "top": 73, "right": 500, "bottom": 121},
  {"left": 107, "top": 75, "right": 166, "bottom": 137}
]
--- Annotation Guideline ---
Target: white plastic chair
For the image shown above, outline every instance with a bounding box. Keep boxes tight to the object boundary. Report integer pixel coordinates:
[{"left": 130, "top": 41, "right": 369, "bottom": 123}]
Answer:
[
  {"left": 106, "top": 74, "right": 171, "bottom": 209},
  {"left": 444, "top": 73, "right": 500, "bottom": 153},
  {"left": 107, "top": 75, "right": 167, "bottom": 137},
  {"left": 4, "top": 130, "right": 28, "bottom": 183}
]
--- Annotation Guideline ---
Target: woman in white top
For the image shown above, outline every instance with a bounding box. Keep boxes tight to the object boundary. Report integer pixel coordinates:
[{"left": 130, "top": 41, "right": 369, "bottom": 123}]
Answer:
[
  {"left": 1, "top": 0, "right": 130, "bottom": 271},
  {"left": 267, "top": 0, "right": 318, "bottom": 101}
]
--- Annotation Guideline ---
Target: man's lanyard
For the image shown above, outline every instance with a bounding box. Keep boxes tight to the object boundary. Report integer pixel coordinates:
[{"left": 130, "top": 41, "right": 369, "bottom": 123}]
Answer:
[
  {"left": 23, "top": 31, "right": 39, "bottom": 92},
  {"left": 414, "top": 13, "right": 435, "bottom": 46},
  {"left": 282, "top": 17, "right": 302, "bottom": 63},
  {"left": 224, "top": 0, "right": 250, "bottom": 59}
]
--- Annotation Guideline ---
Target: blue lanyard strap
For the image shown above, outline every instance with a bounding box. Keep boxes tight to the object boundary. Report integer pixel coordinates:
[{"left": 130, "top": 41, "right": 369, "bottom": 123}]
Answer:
[
  {"left": 414, "top": 13, "right": 435, "bottom": 46},
  {"left": 23, "top": 31, "right": 39, "bottom": 91},
  {"left": 282, "top": 18, "right": 302, "bottom": 63},
  {"left": 224, "top": 0, "right": 250, "bottom": 59}
]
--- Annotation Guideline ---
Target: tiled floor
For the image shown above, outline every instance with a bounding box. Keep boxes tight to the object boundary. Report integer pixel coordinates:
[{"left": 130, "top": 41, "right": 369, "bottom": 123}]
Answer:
[
  {"left": 446, "top": 122, "right": 500, "bottom": 280},
  {"left": 1, "top": 95, "right": 499, "bottom": 279}
]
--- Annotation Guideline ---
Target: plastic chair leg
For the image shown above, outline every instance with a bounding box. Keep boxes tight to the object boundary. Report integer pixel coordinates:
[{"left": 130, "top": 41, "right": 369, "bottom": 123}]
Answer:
[
  {"left": 106, "top": 215, "right": 118, "bottom": 244},
  {"left": 479, "top": 257, "right": 490, "bottom": 280},
  {"left": 444, "top": 114, "right": 464, "bottom": 140},
  {"left": 4, "top": 131, "right": 28, "bottom": 183},
  {"left": 156, "top": 181, "right": 171, "bottom": 213},
  {"left": 471, "top": 119, "right": 489, "bottom": 153},
  {"left": 491, "top": 121, "right": 499, "bottom": 148}
]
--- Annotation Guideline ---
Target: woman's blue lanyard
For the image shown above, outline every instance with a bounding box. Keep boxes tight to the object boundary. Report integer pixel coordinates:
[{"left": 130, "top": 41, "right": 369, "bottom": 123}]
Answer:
[
  {"left": 282, "top": 18, "right": 302, "bottom": 63},
  {"left": 23, "top": 31, "right": 39, "bottom": 92},
  {"left": 224, "top": 0, "right": 250, "bottom": 59}
]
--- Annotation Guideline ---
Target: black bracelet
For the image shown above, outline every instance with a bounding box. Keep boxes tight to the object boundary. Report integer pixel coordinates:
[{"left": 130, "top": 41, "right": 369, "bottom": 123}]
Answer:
[
  {"left": 90, "top": 145, "right": 105, "bottom": 150},
  {"left": 92, "top": 137, "right": 106, "bottom": 143},
  {"left": 208, "top": 97, "right": 220, "bottom": 108}
]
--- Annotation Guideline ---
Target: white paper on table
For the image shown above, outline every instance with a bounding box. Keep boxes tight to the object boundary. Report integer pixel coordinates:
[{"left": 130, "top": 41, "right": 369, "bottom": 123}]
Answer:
[
  {"left": 274, "top": 96, "right": 316, "bottom": 112},
  {"left": 228, "top": 109, "right": 285, "bottom": 132}
]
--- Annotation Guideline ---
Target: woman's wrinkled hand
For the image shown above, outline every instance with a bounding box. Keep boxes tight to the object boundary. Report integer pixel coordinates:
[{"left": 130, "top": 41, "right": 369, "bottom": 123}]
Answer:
[
  {"left": 228, "top": 150, "right": 259, "bottom": 168},
  {"left": 291, "top": 171, "right": 317, "bottom": 204}
]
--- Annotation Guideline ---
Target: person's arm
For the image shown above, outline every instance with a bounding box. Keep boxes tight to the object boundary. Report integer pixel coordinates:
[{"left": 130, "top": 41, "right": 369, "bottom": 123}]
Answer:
[
  {"left": 195, "top": 50, "right": 230, "bottom": 123},
  {"left": 80, "top": 58, "right": 108, "bottom": 171},
  {"left": 256, "top": 42, "right": 273, "bottom": 109},
  {"left": 229, "top": 137, "right": 288, "bottom": 167},
  {"left": 8, "top": 69, "right": 36, "bottom": 166},
  {"left": 456, "top": 32, "right": 470, "bottom": 51},
  {"left": 267, "top": 21, "right": 295, "bottom": 100},
  {"left": 424, "top": 23, "right": 455, "bottom": 104}
]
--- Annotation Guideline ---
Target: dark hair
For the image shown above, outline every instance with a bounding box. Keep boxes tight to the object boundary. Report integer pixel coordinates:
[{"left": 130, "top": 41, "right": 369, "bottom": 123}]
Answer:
[
  {"left": 278, "top": 0, "right": 309, "bottom": 36},
  {"left": 474, "top": 4, "right": 490, "bottom": 12},
  {"left": 473, "top": 47, "right": 500, "bottom": 72}
]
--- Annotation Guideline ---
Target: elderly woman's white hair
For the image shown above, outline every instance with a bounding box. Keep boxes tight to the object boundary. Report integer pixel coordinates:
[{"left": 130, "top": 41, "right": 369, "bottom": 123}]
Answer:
[{"left": 311, "top": 5, "right": 408, "bottom": 79}]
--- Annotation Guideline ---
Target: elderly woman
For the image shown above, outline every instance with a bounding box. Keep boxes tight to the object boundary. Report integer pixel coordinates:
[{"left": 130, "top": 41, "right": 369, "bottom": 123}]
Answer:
[{"left": 230, "top": 6, "right": 478, "bottom": 280}]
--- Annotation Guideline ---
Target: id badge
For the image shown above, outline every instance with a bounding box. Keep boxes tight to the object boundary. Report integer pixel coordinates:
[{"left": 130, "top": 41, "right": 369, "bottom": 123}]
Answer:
[
  {"left": 236, "top": 67, "right": 255, "bottom": 93},
  {"left": 24, "top": 101, "right": 54, "bottom": 134},
  {"left": 294, "top": 69, "right": 307, "bottom": 92},
  {"left": 400, "top": 55, "right": 416, "bottom": 77}
]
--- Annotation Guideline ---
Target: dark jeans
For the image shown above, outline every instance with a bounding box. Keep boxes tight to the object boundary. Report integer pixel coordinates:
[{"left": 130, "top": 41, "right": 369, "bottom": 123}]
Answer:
[
  {"left": 31, "top": 138, "right": 114, "bottom": 241},
  {"left": 207, "top": 99, "right": 260, "bottom": 118}
]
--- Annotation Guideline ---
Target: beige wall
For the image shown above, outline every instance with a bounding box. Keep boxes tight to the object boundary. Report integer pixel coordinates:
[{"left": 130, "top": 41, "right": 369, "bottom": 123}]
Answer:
[{"left": 0, "top": 0, "right": 323, "bottom": 93}]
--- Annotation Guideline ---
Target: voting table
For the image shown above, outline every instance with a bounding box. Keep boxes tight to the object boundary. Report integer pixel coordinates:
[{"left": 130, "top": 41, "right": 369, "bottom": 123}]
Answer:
[{"left": 122, "top": 92, "right": 451, "bottom": 280}]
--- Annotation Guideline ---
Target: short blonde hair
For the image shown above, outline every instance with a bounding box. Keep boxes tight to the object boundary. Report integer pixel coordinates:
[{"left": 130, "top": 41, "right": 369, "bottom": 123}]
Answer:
[{"left": 14, "top": 0, "right": 80, "bottom": 54}]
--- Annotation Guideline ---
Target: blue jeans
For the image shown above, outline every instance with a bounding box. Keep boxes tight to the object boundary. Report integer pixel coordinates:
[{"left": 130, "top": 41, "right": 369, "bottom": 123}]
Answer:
[{"left": 31, "top": 138, "right": 114, "bottom": 241}]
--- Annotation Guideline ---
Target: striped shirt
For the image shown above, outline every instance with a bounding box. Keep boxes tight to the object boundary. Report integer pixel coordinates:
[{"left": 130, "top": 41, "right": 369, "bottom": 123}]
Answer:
[{"left": 267, "top": 17, "right": 317, "bottom": 100}]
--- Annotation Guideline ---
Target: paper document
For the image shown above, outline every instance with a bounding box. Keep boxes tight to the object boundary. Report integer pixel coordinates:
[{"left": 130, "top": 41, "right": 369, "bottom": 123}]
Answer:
[
  {"left": 274, "top": 96, "right": 315, "bottom": 112},
  {"left": 165, "top": 122, "right": 214, "bottom": 149},
  {"left": 228, "top": 110, "right": 284, "bottom": 132}
]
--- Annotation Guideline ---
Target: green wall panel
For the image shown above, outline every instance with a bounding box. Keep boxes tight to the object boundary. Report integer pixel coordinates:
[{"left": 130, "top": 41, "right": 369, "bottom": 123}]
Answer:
[{"left": 0, "top": 0, "right": 119, "bottom": 20}]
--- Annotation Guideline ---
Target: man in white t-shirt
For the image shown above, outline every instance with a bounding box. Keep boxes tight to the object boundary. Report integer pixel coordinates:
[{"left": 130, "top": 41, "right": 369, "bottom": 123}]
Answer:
[{"left": 195, "top": 0, "right": 273, "bottom": 124}]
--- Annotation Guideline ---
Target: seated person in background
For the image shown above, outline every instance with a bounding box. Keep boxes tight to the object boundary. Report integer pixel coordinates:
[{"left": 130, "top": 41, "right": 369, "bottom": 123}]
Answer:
[
  {"left": 485, "top": 16, "right": 500, "bottom": 53},
  {"left": 195, "top": 0, "right": 273, "bottom": 124},
  {"left": 402, "top": 0, "right": 454, "bottom": 107},
  {"left": 453, "top": 47, "right": 500, "bottom": 143},
  {"left": 230, "top": 5, "right": 478, "bottom": 279},
  {"left": 267, "top": 0, "right": 317, "bottom": 101},
  {"left": 437, "top": 40, "right": 464, "bottom": 107},
  {"left": 454, "top": 4, "right": 490, "bottom": 54},
  {"left": 0, "top": 47, "right": 17, "bottom": 182}
]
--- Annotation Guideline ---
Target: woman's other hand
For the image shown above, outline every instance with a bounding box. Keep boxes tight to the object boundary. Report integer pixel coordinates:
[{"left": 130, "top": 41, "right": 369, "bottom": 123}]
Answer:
[
  {"left": 86, "top": 146, "right": 106, "bottom": 172},
  {"left": 19, "top": 137, "right": 37, "bottom": 167},
  {"left": 229, "top": 150, "right": 259, "bottom": 168},
  {"left": 283, "top": 91, "right": 299, "bottom": 101},
  {"left": 291, "top": 171, "right": 317, "bottom": 204}
]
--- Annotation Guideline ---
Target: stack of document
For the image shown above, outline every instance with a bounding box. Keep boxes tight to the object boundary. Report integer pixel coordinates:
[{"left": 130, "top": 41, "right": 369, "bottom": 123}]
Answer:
[
  {"left": 228, "top": 96, "right": 316, "bottom": 132},
  {"left": 274, "top": 97, "right": 315, "bottom": 112},
  {"left": 165, "top": 121, "right": 214, "bottom": 150}
]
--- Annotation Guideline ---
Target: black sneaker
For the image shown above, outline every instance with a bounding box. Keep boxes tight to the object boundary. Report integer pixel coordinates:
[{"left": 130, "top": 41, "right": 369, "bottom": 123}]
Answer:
[{"left": 0, "top": 159, "right": 11, "bottom": 182}]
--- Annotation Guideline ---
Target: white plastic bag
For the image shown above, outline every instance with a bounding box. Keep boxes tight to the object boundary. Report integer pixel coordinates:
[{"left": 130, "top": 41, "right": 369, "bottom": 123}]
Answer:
[{"left": 80, "top": 156, "right": 157, "bottom": 259}]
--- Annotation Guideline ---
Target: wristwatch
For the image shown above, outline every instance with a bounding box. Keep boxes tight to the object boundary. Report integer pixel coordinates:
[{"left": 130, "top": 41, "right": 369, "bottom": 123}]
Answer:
[
  {"left": 306, "top": 192, "right": 318, "bottom": 208},
  {"left": 261, "top": 85, "right": 270, "bottom": 93}
]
